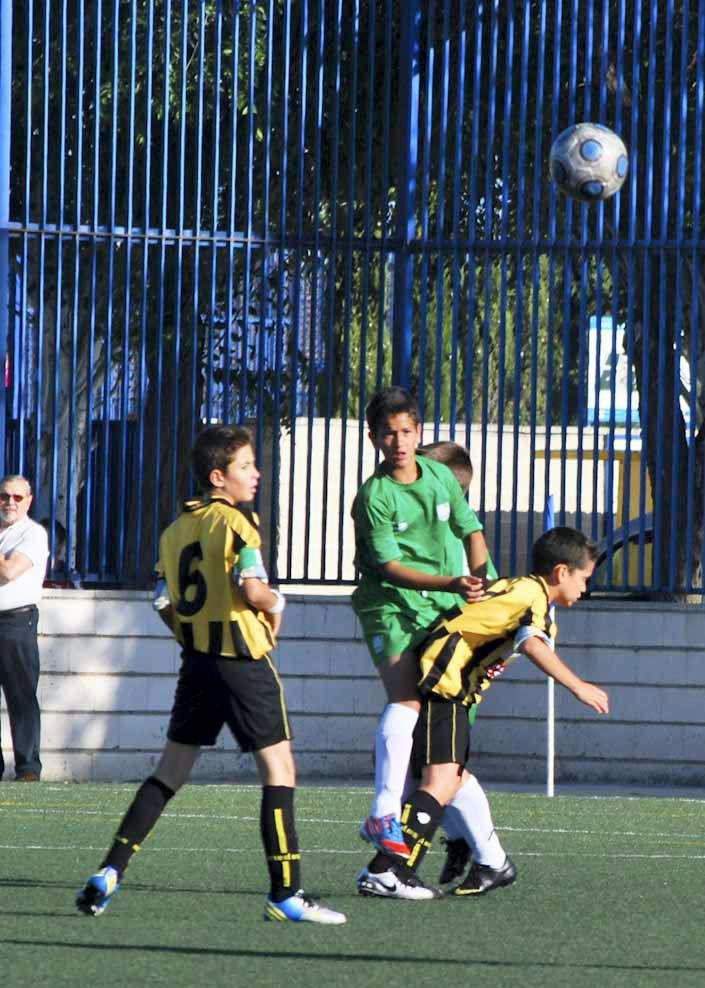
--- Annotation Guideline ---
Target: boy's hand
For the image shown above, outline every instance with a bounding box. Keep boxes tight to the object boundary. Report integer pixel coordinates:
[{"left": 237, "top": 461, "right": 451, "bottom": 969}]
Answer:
[
  {"left": 264, "top": 610, "right": 283, "bottom": 637},
  {"left": 574, "top": 681, "right": 610, "bottom": 714},
  {"left": 449, "top": 575, "right": 486, "bottom": 602}
]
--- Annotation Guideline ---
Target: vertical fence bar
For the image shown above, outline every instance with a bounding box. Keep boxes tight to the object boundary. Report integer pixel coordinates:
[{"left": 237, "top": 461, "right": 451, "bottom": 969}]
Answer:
[
  {"left": 0, "top": 0, "right": 12, "bottom": 472},
  {"left": 354, "top": 0, "right": 376, "bottom": 499},
  {"left": 432, "top": 0, "right": 450, "bottom": 437},
  {"left": 448, "top": 0, "right": 466, "bottom": 435},
  {"left": 335, "top": 0, "right": 359, "bottom": 582},
  {"left": 302, "top": 0, "right": 324, "bottom": 579},
  {"left": 493, "top": 0, "right": 516, "bottom": 568},
  {"left": 416, "top": 0, "right": 435, "bottom": 424},
  {"left": 463, "top": 0, "right": 485, "bottom": 457},
  {"left": 270, "top": 0, "right": 289, "bottom": 578},
  {"left": 66, "top": 0, "right": 85, "bottom": 579},
  {"left": 285, "top": 0, "right": 309, "bottom": 579},
  {"left": 134, "top": 0, "right": 156, "bottom": 573},
  {"left": 320, "top": 0, "right": 343, "bottom": 579},
  {"left": 116, "top": 0, "right": 137, "bottom": 578},
  {"left": 510, "top": 0, "right": 531, "bottom": 573},
  {"left": 18, "top": 1, "right": 34, "bottom": 479},
  {"left": 392, "top": 0, "right": 421, "bottom": 391},
  {"left": 526, "top": 0, "right": 548, "bottom": 554},
  {"left": 479, "top": 0, "right": 499, "bottom": 529}
]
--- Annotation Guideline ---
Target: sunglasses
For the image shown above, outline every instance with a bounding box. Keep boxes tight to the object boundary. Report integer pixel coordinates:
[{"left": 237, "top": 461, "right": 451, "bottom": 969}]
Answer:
[{"left": 0, "top": 492, "right": 27, "bottom": 503}]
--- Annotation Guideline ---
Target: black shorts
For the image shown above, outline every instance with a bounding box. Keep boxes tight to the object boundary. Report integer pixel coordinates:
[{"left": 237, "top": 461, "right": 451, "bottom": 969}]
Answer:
[
  {"left": 410, "top": 697, "right": 470, "bottom": 778},
  {"left": 167, "top": 649, "right": 291, "bottom": 753}
]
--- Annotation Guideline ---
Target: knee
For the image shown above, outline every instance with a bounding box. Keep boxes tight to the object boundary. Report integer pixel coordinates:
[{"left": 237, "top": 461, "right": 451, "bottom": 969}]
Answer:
[{"left": 258, "top": 741, "right": 297, "bottom": 787}]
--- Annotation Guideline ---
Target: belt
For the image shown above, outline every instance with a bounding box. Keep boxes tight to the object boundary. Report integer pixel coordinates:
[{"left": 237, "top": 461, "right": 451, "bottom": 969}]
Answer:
[{"left": 0, "top": 604, "right": 37, "bottom": 618}]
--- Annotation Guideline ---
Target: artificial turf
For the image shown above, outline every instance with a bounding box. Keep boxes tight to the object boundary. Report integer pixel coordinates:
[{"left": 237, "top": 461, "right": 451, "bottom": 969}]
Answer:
[{"left": 1, "top": 782, "right": 704, "bottom": 987}]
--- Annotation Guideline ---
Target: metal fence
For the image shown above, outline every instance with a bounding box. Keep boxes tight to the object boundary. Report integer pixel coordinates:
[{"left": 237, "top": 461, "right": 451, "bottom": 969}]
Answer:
[{"left": 1, "top": 0, "right": 704, "bottom": 594}]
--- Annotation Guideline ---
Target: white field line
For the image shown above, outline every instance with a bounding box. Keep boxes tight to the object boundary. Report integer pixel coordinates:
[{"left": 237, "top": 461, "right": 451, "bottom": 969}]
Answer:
[
  {"left": 1, "top": 842, "right": 705, "bottom": 860},
  {"left": 2, "top": 805, "right": 705, "bottom": 843}
]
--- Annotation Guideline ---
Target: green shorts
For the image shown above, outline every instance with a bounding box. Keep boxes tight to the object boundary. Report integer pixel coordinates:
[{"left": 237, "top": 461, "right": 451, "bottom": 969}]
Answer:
[{"left": 355, "top": 607, "right": 432, "bottom": 665}]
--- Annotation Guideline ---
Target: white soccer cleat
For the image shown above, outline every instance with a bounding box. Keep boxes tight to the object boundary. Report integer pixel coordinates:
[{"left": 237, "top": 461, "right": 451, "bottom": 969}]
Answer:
[
  {"left": 264, "top": 889, "right": 347, "bottom": 924},
  {"left": 356, "top": 867, "right": 442, "bottom": 900}
]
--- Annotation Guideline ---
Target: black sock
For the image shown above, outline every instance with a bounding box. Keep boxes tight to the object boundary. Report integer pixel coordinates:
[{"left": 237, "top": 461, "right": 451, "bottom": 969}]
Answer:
[
  {"left": 101, "top": 776, "right": 175, "bottom": 878},
  {"left": 400, "top": 789, "right": 444, "bottom": 872},
  {"left": 260, "top": 785, "right": 301, "bottom": 902}
]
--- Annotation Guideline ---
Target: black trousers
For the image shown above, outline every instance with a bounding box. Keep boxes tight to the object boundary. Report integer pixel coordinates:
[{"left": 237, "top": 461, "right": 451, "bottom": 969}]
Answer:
[{"left": 0, "top": 606, "right": 41, "bottom": 779}]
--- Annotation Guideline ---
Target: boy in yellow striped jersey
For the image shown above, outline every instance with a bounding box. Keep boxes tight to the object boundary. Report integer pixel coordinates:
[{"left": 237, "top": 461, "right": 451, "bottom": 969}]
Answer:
[
  {"left": 359, "top": 527, "right": 609, "bottom": 899},
  {"left": 76, "top": 425, "right": 345, "bottom": 925}
]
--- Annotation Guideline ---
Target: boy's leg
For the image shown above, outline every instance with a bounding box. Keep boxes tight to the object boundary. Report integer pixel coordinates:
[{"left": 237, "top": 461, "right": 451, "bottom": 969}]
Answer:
[
  {"left": 357, "top": 764, "right": 460, "bottom": 900},
  {"left": 255, "top": 740, "right": 345, "bottom": 925},
  {"left": 438, "top": 767, "right": 473, "bottom": 883},
  {"left": 254, "top": 740, "right": 301, "bottom": 901},
  {"left": 361, "top": 649, "right": 420, "bottom": 857},
  {"left": 448, "top": 769, "right": 517, "bottom": 896},
  {"left": 358, "top": 699, "right": 465, "bottom": 900},
  {"left": 76, "top": 741, "right": 199, "bottom": 916},
  {"left": 445, "top": 769, "right": 507, "bottom": 868}
]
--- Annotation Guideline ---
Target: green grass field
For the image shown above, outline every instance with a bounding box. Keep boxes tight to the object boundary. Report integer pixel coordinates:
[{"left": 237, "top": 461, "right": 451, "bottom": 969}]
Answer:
[{"left": 1, "top": 782, "right": 704, "bottom": 987}]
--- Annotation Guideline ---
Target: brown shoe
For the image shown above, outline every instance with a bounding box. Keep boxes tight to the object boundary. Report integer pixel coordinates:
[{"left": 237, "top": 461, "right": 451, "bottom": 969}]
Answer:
[{"left": 15, "top": 773, "right": 40, "bottom": 782}]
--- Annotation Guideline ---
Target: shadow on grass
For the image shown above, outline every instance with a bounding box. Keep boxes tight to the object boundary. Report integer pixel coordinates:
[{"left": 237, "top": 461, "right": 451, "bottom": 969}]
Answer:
[{"left": 1, "top": 939, "right": 704, "bottom": 974}]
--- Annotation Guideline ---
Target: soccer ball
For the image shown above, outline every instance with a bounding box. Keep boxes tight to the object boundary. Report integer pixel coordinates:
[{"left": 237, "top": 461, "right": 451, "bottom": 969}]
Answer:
[{"left": 549, "top": 122, "right": 628, "bottom": 202}]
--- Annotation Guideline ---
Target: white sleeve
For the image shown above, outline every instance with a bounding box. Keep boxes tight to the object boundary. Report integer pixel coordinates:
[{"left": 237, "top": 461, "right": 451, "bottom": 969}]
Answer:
[
  {"left": 16, "top": 524, "right": 49, "bottom": 569},
  {"left": 513, "top": 624, "right": 553, "bottom": 652}
]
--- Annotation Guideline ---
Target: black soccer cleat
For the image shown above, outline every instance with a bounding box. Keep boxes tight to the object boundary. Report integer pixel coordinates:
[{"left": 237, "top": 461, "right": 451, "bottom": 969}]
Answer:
[
  {"left": 451, "top": 856, "right": 517, "bottom": 896},
  {"left": 438, "top": 836, "right": 471, "bottom": 885}
]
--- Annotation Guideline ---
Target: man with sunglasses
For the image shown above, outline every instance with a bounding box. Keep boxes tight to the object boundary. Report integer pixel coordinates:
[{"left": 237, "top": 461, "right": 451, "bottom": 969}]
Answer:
[{"left": 0, "top": 475, "right": 48, "bottom": 782}]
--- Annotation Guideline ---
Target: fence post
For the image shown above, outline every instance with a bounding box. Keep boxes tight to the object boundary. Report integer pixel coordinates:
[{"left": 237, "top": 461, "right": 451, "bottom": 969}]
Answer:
[
  {"left": 543, "top": 494, "right": 556, "bottom": 796},
  {"left": 391, "top": 0, "right": 421, "bottom": 390},
  {"left": 0, "top": 0, "right": 12, "bottom": 474}
]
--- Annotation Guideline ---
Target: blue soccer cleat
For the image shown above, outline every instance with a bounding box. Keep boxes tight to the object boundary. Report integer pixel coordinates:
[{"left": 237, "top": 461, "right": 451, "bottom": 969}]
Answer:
[
  {"left": 264, "top": 890, "right": 346, "bottom": 924},
  {"left": 359, "top": 813, "right": 411, "bottom": 858},
  {"left": 76, "top": 866, "right": 120, "bottom": 916}
]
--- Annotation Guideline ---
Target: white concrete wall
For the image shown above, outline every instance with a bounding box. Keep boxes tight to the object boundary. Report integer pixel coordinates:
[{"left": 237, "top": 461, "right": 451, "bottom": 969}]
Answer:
[{"left": 1, "top": 589, "right": 704, "bottom": 788}]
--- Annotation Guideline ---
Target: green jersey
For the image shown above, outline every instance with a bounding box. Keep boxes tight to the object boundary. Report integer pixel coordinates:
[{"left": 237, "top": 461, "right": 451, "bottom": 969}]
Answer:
[
  {"left": 443, "top": 521, "right": 498, "bottom": 582},
  {"left": 351, "top": 456, "right": 484, "bottom": 631}
]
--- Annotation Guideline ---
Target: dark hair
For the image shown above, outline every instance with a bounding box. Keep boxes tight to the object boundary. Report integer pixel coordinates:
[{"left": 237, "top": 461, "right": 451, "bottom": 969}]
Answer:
[
  {"left": 365, "top": 386, "right": 420, "bottom": 433},
  {"left": 418, "top": 441, "right": 473, "bottom": 493},
  {"left": 531, "top": 527, "right": 599, "bottom": 576},
  {"left": 191, "top": 425, "right": 253, "bottom": 492}
]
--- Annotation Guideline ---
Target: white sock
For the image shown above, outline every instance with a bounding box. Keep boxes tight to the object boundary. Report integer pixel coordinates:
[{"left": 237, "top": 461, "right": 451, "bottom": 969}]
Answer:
[
  {"left": 443, "top": 774, "right": 506, "bottom": 868},
  {"left": 371, "top": 703, "right": 419, "bottom": 819}
]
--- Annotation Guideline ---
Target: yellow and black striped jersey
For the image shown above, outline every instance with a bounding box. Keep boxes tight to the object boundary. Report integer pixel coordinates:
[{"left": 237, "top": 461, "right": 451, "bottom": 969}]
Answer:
[
  {"left": 155, "top": 497, "right": 274, "bottom": 659},
  {"left": 417, "top": 575, "right": 557, "bottom": 706}
]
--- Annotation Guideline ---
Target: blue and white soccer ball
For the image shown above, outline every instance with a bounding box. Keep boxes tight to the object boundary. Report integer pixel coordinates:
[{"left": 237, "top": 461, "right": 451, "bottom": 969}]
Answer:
[{"left": 549, "top": 122, "right": 629, "bottom": 202}]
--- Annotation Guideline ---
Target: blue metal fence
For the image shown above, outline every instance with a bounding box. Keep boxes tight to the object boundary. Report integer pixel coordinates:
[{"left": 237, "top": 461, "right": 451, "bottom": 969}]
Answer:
[{"left": 2, "top": 0, "right": 704, "bottom": 595}]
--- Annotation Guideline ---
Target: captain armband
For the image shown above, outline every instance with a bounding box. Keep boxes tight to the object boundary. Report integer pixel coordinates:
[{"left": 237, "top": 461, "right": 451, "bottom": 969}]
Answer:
[
  {"left": 266, "top": 589, "right": 286, "bottom": 614},
  {"left": 233, "top": 547, "right": 269, "bottom": 584}
]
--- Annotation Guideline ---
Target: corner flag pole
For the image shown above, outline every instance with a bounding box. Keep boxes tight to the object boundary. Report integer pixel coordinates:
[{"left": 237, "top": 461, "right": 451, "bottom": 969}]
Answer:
[{"left": 543, "top": 495, "right": 556, "bottom": 798}]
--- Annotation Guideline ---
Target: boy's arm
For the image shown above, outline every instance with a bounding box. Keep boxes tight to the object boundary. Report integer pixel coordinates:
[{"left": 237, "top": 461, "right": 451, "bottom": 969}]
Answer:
[
  {"left": 464, "top": 530, "right": 490, "bottom": 581},
  {"left": 519, "top": 635, "right": 609, "bottom": 714},
  {"left": 152, "top": 575, "right": 176, "bottom": 633},
  {"left": 240, "top": 577, "right": 285, "bottom": 636},
  {"left": 379, "top": 559, "right": 485, "bottom": 601}
]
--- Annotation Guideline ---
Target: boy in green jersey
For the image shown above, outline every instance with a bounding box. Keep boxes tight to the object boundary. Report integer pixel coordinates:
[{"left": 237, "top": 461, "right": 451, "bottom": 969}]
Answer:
[
  {"left": 359, "top": 527, "right": 609, "bottom": 901},
  {"left": 415, "top": 441, "right": 506, "bottom": 888},
  {"left": 351, "top": 388, "right": 489, "bottom": 891}
]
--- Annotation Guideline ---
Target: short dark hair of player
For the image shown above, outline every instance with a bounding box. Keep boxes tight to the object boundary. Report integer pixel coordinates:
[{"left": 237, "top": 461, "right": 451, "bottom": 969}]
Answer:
[
  {"left": 418, "top": 441, "right": 473, "bottom": 493},
  {"left": 365, "top": 386, "right": 420, "bottom": 434},
  {"left": 531, "top": 526, "right": 599, "bottom": 576},
  {"left": 191, "top": 424, "right": 253, "bottom": 492}
]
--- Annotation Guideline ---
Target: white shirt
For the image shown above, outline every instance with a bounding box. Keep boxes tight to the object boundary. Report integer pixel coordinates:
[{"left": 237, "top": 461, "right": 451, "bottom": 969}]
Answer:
[{"left": 0, "top": 516, "right": 49, "bottom": 610}]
